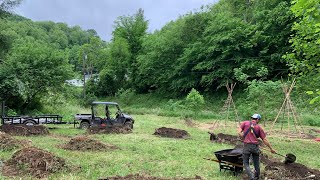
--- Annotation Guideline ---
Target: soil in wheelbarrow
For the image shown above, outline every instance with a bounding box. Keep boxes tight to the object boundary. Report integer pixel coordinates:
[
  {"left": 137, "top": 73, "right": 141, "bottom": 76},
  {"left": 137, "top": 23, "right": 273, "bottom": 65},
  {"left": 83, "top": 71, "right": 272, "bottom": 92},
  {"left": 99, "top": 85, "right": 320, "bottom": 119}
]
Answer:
[
  {"left": 0, "top": 124, "right": 49, "bottom": 136},
  {"left": 2, "top": 147, "right": 68, "bottom": 178},
  {"left": 0, "top": 132, "right": 32, "bottom": 151},
  {"left": 153, "top": 127, "right": 190, "bottom": 139},
  {"left": 99, "top": 174, "right": 202, "bottom": 180},
  {"left": 59, "top": 136, "right": 118, "bottom": 151},
  {"left": 87, "top": 126, "right": 132, "bottom": 134}
]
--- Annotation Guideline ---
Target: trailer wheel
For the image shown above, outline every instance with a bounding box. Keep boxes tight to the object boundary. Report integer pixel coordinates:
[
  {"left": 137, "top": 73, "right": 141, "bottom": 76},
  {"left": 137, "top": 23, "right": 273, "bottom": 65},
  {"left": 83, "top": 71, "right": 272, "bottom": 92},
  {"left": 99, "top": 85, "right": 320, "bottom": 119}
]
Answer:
[
  {"left": 80, "top": 121, "right": 90, "bottom": 129},
  {"left": 124, "top": 121, "right": 133, "bottom": 129},
  {"left": 24, "top": 120, "right": 36, "bottom": 126}
]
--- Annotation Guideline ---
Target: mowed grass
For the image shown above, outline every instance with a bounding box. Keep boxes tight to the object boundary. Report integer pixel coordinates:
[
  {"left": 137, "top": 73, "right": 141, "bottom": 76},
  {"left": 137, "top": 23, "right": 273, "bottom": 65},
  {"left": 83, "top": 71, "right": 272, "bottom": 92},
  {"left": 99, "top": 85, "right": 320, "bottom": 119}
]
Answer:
[{"left": 1, "top": 114, "right": 320, "bottom": 180}]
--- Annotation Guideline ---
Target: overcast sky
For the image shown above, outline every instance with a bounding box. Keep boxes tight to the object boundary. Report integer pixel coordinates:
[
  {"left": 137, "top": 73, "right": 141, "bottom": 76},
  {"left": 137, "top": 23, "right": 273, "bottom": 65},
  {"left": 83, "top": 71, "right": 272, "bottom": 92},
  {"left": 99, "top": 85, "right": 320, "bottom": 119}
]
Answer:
[{"left": 14, "top": 0, "right": 219, "bottom": 41}]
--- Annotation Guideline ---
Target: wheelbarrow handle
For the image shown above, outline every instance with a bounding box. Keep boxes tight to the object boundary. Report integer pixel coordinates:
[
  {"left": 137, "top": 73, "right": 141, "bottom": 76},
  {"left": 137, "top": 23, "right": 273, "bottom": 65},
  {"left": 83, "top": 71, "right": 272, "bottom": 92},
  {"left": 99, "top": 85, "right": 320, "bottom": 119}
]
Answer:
[{"left": 203, "top": 158, "right": 243, "bottom": 167}]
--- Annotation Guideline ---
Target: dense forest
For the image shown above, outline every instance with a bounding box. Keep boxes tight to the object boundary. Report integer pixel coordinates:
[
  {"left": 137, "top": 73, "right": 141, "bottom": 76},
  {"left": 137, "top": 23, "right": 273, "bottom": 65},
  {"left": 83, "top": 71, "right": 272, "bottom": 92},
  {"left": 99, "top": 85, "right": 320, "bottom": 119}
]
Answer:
[{"left": 0, "top": 0, "right": 319, "bottom": 114}]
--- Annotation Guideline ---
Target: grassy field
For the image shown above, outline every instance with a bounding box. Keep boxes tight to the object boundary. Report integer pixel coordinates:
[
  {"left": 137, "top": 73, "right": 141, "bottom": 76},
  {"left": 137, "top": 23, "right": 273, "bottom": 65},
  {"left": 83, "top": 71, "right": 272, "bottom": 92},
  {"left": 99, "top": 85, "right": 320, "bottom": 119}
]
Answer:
[{"left": 0, "top": 113, "right": 320, "bottom": 180}]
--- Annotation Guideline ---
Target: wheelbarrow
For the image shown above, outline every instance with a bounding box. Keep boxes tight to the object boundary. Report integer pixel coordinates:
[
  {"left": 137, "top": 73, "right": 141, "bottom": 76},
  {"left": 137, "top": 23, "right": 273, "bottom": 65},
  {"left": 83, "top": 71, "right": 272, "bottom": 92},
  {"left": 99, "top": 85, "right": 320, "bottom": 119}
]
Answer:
[{"left": 204, "top": 149, "right": 243, "bottom": 176}]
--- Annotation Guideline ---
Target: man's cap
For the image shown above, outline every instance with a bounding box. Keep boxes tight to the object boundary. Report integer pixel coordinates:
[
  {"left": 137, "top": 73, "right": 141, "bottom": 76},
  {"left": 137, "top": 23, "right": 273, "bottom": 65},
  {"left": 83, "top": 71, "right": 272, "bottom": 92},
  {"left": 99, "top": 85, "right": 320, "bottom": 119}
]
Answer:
[{"left": 251, "top": 114, "right": 261, "bottom": 120}]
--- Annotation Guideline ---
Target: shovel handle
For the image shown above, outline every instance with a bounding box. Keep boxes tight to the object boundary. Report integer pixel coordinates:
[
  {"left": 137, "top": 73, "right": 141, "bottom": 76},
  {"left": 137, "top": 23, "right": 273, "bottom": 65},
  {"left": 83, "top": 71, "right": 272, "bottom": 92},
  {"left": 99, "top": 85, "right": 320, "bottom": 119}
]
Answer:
[{"left": 260, "top": 147, "right": 285, "bottom": 157}]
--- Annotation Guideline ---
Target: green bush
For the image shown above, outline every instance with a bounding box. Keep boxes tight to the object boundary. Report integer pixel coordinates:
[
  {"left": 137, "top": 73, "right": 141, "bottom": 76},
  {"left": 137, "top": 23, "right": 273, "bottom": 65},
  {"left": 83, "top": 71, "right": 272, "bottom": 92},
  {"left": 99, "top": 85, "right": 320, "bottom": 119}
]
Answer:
[
  {"left": 115, "top": 88, "right": 136, "bottom": 105},
  {"left": 185, "top": 88, "right": 205, "bottom": 116},
  {"left": 80, "top": 93, "right": 97, "bottom": 107}
]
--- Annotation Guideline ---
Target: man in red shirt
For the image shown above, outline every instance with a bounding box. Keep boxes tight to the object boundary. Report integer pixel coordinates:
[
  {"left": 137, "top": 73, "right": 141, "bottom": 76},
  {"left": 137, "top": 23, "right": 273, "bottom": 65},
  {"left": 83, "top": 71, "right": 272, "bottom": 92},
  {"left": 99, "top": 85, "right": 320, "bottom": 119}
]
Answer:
[{"left": 238, "top": 114, "right": 276, "bottom": 180}]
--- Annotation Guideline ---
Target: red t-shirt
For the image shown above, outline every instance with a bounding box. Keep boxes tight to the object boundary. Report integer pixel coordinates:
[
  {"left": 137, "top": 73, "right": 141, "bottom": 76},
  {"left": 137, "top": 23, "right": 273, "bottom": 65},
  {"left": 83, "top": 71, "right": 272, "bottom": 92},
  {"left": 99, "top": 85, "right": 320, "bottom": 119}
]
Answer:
[{"left": 240, "top": 120, "right": 266, "bottom": 144}]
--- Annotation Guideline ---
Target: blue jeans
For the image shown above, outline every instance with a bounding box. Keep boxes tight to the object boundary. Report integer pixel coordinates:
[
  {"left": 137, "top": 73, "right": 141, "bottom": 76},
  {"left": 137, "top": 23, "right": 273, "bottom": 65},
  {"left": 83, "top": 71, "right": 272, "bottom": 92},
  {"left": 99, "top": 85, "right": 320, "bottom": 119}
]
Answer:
[{"left": 243, "top": 143, "right": 260, "bottom": 180}]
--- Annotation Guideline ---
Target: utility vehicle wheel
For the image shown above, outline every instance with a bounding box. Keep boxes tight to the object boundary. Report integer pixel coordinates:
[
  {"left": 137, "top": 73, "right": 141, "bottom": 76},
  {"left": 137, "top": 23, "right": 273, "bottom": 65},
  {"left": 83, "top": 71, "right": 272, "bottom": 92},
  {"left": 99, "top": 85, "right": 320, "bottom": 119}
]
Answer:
[
  {"left": 23, "top": 120, "right": 36, "bottom": 126},
  {"left": 80, "top": 121, "right": 90, "bottom": 129},
  {"left": 124, "top": 121, "right": 133, "bottom": 129}
]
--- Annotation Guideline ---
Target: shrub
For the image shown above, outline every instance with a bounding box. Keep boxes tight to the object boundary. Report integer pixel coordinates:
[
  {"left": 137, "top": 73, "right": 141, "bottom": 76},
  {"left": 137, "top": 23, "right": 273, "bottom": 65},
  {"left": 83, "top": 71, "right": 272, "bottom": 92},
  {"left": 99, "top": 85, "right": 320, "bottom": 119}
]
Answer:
[
  {"left": 115, "top": 88, "right": 136, "bottom": 105},
  {"left": 185, "top": 88, "right": 205, "bottom": 116}
]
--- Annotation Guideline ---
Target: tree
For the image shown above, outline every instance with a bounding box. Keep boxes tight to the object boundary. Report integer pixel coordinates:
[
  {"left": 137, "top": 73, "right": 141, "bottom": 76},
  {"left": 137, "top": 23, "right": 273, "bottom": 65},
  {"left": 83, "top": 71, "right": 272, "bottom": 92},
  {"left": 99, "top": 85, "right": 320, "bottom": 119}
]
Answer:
[
  {"left": 112, "top": 8, "right": 148, "bottom": 89},
  {"left": 285, "top": 0, "right": 320, "bottom": 103},
  {"left": 0, "top": 0, "right": 22, "bottom": 17},
  {"left": 185, "top": 88, "right": 205, "bottom": 115},
  {"left": 0, "top": 38, "right": 72, "bottom": 111}
]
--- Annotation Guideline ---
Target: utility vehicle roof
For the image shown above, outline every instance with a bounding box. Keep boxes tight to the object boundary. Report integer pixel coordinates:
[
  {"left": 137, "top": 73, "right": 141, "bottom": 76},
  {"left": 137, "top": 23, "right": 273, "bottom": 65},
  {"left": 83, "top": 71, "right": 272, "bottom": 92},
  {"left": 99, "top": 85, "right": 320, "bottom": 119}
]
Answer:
[{"left": 92, "top": 101, "right": 118, "bottom": 105}]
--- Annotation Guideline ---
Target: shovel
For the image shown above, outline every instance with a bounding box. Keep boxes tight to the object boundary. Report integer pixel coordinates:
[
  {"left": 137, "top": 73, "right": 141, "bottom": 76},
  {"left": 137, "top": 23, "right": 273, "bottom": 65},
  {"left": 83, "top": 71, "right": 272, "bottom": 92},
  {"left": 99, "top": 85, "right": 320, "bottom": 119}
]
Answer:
[{"left": 261, "top": 147, "right": 296, "bottom": 164}]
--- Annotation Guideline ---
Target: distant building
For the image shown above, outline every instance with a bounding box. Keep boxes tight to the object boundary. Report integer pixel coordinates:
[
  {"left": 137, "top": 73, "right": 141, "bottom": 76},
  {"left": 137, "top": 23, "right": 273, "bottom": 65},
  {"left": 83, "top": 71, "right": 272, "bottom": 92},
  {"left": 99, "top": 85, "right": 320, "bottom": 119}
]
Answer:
[
  {"left": 65, "top": 74, "right": 97, "bottom": 87},
  {"left": 65, "top": 79, "right": 84, "bottom": 87}
]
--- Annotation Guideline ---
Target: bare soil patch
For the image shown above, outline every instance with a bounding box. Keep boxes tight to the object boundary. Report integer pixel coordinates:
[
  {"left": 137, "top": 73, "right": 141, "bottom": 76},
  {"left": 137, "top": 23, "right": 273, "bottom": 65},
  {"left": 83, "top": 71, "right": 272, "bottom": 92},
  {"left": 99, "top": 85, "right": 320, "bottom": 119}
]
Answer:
[
  {"left": 209, "top": 132, "right": 242, "bottom": 146},
  {"left": 0, "top": 124, "right": 49, "bottom": 136},
  {"left": 154, "top": 127, "right": 190, "bottom": 139},
  {"left": 99, "top": 174, "right": 202, "bottom": 180},
  {"left": 0, "top": 132, "right": 31, "bottom": 151},
  {"left": 197, "top": 123, "right": 215, "bottom": 131},
  {"left": 87, "top": 126, "right": 132, "bottom": 134},
  {"left": 2, "top": 147, "right": 67, "bottom": 178},
  {"left": 268, "top": 130, "right": 317, "bottom": 139},
  {"left": 59, "top": 136, "right": 118, "bottom": 151},
  {"left": 261, "top": 156, "right": 320, "bottom": 180},
  {"left": 184, "top": 118, "right": 196, "bottom": 127}
]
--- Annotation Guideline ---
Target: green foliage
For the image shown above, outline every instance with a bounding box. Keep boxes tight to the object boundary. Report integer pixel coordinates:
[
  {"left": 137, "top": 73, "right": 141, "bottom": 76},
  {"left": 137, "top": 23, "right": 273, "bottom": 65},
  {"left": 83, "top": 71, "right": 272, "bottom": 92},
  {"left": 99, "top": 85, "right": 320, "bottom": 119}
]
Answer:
[
  {"left": 0, "top": 13, "right": 103, "bottom": 112},
  {"left": 115, "top": 88, "right": 136, "bottom": 105},
  {"left": 112, "top": 8, "right": 148, "bottom": 90},
  {"left": 185, "top": 88, "right": 205, "bottom": 115},
  {"left": 0, "top": 38, "right": 72, "bottom": 111},
  {"left": 242, "top": 80, "right": 282, "bottom": 119},
  {"left": 135, "top": 0, "right": 293, "bottom": 94},
  {"left": 80, "top": 93, "right": 97, "bottom": 107},
  {"left": 306, "top": 90, "right": 320, "bottom": 105},
  {"left": 285, "top": 0, "right": 320, "bottom": 105},
  {"left": 0, "top": 0, "right": 22, "bottom": 17}
]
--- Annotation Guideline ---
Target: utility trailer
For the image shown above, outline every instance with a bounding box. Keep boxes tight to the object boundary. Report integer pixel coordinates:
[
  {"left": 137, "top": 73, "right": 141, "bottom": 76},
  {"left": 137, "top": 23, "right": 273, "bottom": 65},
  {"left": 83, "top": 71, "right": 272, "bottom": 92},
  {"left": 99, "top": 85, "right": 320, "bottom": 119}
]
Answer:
[{"left": 1, "top": 102, "right": 66, "bottom": 126}]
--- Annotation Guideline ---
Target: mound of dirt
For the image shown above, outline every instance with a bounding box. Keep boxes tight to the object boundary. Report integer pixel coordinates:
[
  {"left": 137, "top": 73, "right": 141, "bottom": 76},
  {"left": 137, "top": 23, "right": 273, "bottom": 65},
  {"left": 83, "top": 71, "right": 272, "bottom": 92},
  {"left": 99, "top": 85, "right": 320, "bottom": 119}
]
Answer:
[
  {"left": 210, "top": 133, "right": 263, "bottom": 146},
  {"left": 60, "top": 136, "right": 118, "bottom": 151},
  {"left": 262, "top": 159, "right": 320, "bottom": 180},
  {"left": 100, "top": 174, "right": 202, "bottom": 180},
  {"left": 0, "top": 124, "right": 49, "bottom": 136},
  {"left": 0, "top": 132, "right": 23, "bottom": 151},
  {"left": 210, "top": 133, "right": 241, "bottom": 146},
  {"left": 87, "top": 126, "right": 132, "bottom": 134},
  {"left": 153, "top": 127, "right": 190, "bottom": 139},
  {"left": 2, "top": 147, "right": 67, "bottom": 178}
]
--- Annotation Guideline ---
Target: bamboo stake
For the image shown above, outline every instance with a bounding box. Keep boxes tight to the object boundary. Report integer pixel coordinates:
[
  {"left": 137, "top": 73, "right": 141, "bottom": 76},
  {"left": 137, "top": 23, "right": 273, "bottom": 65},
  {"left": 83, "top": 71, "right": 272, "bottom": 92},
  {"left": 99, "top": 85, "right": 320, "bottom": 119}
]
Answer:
[{"left": 272, "top": 79, "right": 295, "bottom": 129}]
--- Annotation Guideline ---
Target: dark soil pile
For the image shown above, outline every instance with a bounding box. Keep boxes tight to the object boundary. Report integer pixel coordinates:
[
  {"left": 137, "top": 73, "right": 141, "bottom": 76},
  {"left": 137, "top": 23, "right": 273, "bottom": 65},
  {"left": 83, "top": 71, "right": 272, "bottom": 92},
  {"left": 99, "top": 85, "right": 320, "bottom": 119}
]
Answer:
[
  {"left": 87, "top": 126, "right": 132, "bottom": 134},
  {"left": 2, "top": 147, "right": 67, "bottom": 178},
  {"left": 0, "top": 132, "right": 21, "bottom": 151},
  {"left": 60, "top": 136, "right": 118, "bottom": 151},
  {"left": 210, "top": 133, "right": 263, "bottom": 146},
  {"left": 262, "top": 158, "right": 320, "bottom": 180},
  {"left": 153, "top": 127, "right": 190, "bottom": 139},
  {"left": 100, "top": 174, "right": 202, "bottom": 180},
  {"left": 0, "top": 124, "right": 49, "bottom": 136},
  {"left": 211, "top": 133, "right": 241, "bottom": 146}
]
